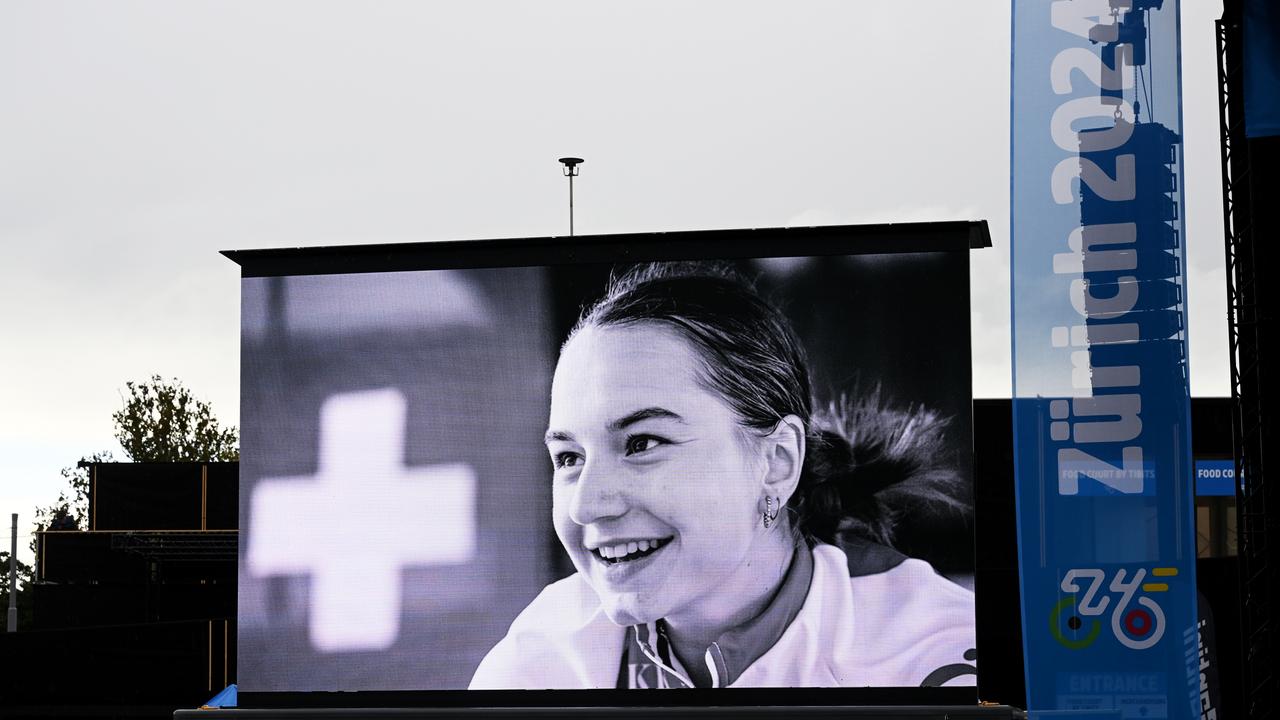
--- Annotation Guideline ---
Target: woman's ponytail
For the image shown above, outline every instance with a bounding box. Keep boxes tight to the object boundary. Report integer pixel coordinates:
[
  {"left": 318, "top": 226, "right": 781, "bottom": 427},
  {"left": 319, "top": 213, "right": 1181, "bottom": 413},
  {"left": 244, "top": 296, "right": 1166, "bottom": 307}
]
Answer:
[{"left": 789, "top": 391, "right": 968, "bottom": 548}]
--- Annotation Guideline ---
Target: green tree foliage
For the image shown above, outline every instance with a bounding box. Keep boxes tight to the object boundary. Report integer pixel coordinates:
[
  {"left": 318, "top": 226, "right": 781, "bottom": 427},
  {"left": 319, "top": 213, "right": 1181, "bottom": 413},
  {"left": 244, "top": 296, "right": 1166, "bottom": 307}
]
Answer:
[
  {"left": 13, "top": 377, "right": 238, "bottom": 631},
  {"left": 0, "top": 550, "right": 35, "bottom": 628},
  {"left": 30, "top": 376, "right": 236, "bottom": 542},
  {"left": 24, "top": 376, "right": 238, "bottom": 566},
  {"left": 113, "top": 375, "right": 239, "bottom": 462},
  {"left": 30, "top": 451, "right": 114, "bottom": 538}
]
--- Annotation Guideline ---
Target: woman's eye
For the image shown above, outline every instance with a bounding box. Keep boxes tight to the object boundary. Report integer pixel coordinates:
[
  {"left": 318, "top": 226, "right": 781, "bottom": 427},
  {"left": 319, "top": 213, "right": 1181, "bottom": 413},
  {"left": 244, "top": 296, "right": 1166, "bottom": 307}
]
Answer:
[
  {"left": 625, "top": 434, "right": 665, "bottom": 456},
  {"left": 553, "top": 452, "right": 582, "bottom": 470}
]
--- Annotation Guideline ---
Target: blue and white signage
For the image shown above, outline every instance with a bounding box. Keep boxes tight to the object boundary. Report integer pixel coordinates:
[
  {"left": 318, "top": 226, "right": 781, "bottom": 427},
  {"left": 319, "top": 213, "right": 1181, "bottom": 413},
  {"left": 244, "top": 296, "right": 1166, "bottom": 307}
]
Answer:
[
  {"left": 1193, "top": 460, "right": 1237, "bottom": 497},
  {"left": 1011, "top": 1, "right": 1199, "bottom": 718}
]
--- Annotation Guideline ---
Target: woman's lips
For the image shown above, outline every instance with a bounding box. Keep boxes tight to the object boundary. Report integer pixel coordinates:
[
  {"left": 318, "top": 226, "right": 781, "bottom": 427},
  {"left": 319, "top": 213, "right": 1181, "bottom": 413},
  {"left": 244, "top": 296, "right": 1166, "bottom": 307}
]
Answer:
[
  {"left": 591, "top": 536, "right": 673, "bottom": 563},
  {"left": 589, "top": 537, "right": 673, "bottom": 585}
]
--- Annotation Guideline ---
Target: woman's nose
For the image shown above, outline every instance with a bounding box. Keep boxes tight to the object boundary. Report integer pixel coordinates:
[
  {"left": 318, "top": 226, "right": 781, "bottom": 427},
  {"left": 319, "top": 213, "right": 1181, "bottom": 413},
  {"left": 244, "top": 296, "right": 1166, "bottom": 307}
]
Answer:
[{"left": 568, "top": 458, "right": 627, "bottom": 526}]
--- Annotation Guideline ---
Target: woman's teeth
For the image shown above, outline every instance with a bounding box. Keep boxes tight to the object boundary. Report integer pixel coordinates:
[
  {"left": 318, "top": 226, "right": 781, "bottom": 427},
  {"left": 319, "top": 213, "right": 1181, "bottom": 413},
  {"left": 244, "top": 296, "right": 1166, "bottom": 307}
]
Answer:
[{"left": 595, "top": 537, "right": 669, "bottom": 563}]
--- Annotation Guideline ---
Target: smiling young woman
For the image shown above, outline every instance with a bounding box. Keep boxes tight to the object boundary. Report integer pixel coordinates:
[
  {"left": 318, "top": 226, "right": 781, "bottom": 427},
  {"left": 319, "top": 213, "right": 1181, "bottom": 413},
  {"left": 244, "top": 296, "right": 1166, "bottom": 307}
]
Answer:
[{"left": 469, "top": 262, "right": 975, "bottom": 690}]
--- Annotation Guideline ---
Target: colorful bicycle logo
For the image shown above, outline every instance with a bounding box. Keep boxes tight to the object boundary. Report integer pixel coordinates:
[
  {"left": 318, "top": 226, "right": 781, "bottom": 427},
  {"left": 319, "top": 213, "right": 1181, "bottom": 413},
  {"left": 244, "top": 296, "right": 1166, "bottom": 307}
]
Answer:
[{"left": 1050, "top": 566, "right": 1175, "bottom": 650}]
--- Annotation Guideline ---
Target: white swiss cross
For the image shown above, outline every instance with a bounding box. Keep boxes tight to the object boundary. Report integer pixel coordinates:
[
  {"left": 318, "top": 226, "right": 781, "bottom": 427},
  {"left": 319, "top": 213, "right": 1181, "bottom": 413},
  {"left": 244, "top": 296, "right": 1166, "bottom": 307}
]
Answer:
[{"left": 247, "top": 388, "right": 477, "bottom": 653}]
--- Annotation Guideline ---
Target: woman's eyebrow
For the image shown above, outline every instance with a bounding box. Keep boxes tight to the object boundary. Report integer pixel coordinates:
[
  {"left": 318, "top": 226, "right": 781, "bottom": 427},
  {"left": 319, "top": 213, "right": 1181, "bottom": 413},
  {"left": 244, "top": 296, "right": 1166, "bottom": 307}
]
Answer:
[
  {"left": 543, "top": 408, "right": 686, "bottom": 444},
  {"left": 544, "top": 429, "right": 574, "bottom": 445},
  {"left": 607, "top": 407, "right": 686, "bottom": 432}
]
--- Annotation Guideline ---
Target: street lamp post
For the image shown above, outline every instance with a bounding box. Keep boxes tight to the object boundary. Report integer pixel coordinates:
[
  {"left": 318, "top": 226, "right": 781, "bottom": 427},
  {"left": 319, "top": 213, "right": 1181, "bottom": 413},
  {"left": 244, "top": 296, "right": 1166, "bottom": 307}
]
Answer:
[{"left": 558, "top": 157, "right": 584, "bottom": 236}]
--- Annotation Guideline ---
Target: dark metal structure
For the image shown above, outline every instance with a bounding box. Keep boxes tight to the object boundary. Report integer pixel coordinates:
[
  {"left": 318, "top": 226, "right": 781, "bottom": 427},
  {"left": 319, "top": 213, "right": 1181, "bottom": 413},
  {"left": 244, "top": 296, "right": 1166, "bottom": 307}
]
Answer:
[
  {"left": 111, "top": 530, "right": 239, "bottom": 561},
  {"left": 1217, "top": 2, "right": 1278, "bottom": 717}
]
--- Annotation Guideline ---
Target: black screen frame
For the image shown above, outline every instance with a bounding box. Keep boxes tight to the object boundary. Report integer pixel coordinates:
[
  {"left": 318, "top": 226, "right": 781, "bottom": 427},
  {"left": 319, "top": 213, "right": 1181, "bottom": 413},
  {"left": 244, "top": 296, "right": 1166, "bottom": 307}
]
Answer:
[
  {"left": 227, "top": 221, "right": 991, "bottom": 709},
  {"left": 223, "top": 221, "right": 991, "bottom": 277}
]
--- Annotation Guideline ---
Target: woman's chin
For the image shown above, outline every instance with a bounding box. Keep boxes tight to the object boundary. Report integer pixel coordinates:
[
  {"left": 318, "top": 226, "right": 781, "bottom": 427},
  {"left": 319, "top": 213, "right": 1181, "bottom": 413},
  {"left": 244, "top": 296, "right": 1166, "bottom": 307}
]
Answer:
[
  {"left": 574, "top": 538, "right": 681, "bottom": 625},
  {"left": 598, "top": 596, "right": 660, "bottom": 628},
  {"left": 589, "top": 577, "right": 668, "bottom": 627}
]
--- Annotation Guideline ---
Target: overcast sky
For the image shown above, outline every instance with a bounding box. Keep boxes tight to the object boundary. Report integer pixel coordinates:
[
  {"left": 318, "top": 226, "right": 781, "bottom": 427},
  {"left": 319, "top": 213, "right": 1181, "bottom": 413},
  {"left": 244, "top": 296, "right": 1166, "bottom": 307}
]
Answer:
[{"left": 1, "top": 1, "right": 1229, "bottom": 562}]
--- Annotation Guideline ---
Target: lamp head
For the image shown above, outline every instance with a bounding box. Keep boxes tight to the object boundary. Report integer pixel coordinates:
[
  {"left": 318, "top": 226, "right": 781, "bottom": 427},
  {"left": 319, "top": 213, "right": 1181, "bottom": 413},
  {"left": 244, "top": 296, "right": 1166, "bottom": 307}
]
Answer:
[{"left": 559, "top": 157, "right": 584, "bottom": 176}]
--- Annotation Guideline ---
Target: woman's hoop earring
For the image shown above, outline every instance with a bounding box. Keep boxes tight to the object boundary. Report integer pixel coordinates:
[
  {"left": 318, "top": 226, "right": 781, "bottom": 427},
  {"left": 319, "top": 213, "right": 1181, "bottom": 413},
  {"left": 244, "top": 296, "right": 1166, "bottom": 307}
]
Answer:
[{"left": 762, "top": 496, "right": 781, "bottom": 529}]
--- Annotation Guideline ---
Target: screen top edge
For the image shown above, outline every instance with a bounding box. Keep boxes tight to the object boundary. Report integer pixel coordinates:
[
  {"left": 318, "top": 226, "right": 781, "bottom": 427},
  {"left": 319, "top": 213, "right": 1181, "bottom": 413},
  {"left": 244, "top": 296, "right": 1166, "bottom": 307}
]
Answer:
[{"left": 223, "top": 221, "right": 990, "bottom": 278}]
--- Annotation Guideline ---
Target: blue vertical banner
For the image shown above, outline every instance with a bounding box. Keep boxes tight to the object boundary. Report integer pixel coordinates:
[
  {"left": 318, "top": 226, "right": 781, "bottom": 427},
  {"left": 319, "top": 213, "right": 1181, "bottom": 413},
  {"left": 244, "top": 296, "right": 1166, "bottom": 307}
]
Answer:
[
  {"left": 1244, "top": 0, "right": 1280, "bottom": 137},
  {"left": 1010, "top": 2, "right": 1199, "bottom": 719}
]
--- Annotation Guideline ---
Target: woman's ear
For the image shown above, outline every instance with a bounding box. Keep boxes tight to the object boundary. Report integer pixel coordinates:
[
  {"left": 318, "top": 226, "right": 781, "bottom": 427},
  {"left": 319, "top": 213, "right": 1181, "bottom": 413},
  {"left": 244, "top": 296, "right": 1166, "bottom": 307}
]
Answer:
[{"left": 761, "top": 414, "right": 805, "bottom": 504}]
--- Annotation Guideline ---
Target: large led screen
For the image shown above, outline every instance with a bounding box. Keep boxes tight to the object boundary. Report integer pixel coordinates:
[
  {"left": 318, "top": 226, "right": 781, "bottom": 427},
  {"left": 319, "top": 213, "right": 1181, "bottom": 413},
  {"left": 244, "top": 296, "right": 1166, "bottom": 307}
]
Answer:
[{"left": 236, "top": 230, "right": 979, "bottom": 693}]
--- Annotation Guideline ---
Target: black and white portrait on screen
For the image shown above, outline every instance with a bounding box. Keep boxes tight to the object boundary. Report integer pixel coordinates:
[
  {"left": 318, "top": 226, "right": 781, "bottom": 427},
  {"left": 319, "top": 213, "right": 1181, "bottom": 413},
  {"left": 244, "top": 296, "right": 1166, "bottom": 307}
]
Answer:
[
  {"left": 236, "top": 250, "right": 977, "bottom": 692},
  {"left": 471, "top": 262, "right": 976, "bottom": 689}
]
